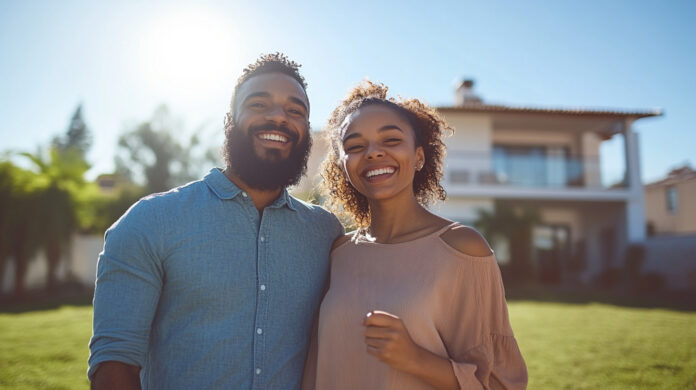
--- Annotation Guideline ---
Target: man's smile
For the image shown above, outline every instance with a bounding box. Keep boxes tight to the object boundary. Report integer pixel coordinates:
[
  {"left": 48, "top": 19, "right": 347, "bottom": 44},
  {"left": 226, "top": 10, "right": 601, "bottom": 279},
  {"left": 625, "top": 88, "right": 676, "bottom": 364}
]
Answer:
[{"left": 257, "top": 131, "right": 290, "bottom": 144}]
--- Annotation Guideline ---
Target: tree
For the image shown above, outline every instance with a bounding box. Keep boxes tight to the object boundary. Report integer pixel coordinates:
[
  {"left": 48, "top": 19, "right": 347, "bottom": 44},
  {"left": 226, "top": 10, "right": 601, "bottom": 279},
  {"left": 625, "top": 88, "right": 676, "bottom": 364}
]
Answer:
[
  {"left": 0, "top": 162, "right": 45, "bottom": 296},
  {"left": 53, "top": 104, "right": 92, "bottom": 159},
  {"left": 115, "top": 105, "right": 219, "bottom": 193},
  {"left": 19, "top": 147, "right": 86, "bottom": 291}
]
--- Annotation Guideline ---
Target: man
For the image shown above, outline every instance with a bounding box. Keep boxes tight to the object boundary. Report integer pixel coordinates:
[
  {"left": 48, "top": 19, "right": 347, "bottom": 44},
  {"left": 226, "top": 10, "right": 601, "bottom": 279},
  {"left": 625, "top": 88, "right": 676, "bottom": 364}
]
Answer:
[{"left": 89, "top": 53, "right": 343, "bottom": 389}]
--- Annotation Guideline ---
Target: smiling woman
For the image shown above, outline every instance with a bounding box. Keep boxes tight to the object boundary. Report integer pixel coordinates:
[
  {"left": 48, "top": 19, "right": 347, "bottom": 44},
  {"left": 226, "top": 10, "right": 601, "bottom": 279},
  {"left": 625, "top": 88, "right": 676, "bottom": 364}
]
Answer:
[{"left": 138, "top": 8, "right": 239, "bottom": 97}]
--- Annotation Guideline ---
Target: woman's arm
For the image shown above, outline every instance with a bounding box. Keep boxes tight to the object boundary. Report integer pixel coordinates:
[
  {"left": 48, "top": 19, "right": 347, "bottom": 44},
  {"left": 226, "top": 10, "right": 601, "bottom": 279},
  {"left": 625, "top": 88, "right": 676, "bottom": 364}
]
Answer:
[{"left": 363, "top": 311, "right": 459, "bottom": 390}]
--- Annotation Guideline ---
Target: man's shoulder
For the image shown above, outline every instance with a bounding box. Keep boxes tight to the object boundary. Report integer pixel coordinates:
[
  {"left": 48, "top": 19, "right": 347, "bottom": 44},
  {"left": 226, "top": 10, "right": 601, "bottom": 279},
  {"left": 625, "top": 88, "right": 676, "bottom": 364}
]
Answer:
[
  {"left": 288, "top": 196, "right": 341, "bottom": 225},
  {"left": 289, "top": 196, "right": 330, "bottom": 215},
  {"left": 116, "top": 179, "right": 209, "bottom": 225}
]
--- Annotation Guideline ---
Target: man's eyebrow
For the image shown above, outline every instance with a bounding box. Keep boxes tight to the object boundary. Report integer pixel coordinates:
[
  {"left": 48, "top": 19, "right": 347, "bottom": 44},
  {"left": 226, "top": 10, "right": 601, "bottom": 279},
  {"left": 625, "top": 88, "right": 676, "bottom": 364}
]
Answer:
[
  {"left": 289, "top": 96, "right": 309, "bottom": 112},
  {"left": 242, "top": 92, "right": 271, "bottom": 103}
]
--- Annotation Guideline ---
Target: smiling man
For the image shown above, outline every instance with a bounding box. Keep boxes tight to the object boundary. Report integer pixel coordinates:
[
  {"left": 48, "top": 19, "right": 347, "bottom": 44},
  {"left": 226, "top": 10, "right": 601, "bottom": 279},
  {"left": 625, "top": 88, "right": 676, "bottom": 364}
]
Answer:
[{"left": 88, "top": 53, "right": 343, "bottom": 390}]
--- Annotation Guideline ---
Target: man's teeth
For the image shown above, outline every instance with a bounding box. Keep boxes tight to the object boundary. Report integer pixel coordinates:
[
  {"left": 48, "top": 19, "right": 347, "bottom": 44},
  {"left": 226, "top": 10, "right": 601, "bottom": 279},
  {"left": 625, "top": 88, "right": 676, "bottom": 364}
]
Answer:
[
  {"left": 366, "top": 167, "right": 395, "bottom": 178},
  {"left": 259, "top": 133, "right": 288, "bottom": 143}
]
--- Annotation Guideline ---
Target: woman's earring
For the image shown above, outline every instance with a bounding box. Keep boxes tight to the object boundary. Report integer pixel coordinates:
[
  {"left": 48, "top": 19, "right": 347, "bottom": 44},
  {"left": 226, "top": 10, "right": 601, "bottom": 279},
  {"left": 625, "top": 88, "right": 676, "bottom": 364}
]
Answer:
[{"left": 415, "top": 161, "right": 424, "bottom": 171}]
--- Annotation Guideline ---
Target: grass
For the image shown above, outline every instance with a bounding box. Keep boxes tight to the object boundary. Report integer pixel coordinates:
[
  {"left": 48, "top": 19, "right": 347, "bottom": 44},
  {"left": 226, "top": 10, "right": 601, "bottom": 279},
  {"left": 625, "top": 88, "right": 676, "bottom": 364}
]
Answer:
[
  {"left": 0, "top": 303, "right": 92, "bottom": 390},
  {"left": 1, "top": 294, "right": 695, "bottom": 389},
  {"left": 509, "top": 302, "right": 696, "bottom": 389}
]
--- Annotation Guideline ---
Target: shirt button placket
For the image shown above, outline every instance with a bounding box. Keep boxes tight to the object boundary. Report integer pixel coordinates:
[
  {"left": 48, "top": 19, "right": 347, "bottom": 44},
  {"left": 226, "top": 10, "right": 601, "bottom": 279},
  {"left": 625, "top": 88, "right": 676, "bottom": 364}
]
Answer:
[{"left": 254, "top": 226, "right": 267, "bottom": 388}]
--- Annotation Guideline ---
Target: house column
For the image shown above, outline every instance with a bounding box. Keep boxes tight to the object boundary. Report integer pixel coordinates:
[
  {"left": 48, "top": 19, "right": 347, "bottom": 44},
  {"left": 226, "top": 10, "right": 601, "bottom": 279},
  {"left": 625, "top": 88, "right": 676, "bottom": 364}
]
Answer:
[{"left": 623, "top": 118, "right": 646, "bottom": 242}]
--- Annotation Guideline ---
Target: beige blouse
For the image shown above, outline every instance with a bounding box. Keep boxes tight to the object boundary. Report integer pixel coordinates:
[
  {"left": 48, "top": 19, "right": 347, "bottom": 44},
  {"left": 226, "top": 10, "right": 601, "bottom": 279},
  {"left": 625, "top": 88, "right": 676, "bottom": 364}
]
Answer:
[{"left": 303, "top": 223, "right": 527, "bottom": 390}]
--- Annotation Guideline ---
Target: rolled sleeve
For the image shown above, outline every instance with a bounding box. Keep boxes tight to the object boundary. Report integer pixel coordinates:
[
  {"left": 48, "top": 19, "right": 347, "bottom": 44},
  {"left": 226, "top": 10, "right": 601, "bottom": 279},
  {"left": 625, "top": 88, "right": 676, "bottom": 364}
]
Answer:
[
  {"left": 450, "top": 334, "right": 527, "bottom": 390},
  {"left": 88, "top": 200, "right": 164, "bottom": 380}
]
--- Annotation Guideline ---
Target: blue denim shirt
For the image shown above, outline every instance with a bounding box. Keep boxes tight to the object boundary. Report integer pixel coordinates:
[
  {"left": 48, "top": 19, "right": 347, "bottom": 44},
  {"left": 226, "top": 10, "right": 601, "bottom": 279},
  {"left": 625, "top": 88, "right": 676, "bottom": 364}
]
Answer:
[{"left": 88, "top": 168, "right": 343, "bottom": 389}]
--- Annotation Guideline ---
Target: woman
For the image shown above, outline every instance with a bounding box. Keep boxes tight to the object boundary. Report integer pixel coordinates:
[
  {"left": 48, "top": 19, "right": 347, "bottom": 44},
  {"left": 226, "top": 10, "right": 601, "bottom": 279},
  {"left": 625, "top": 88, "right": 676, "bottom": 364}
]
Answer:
[{"left": 304, "top": 81, "right": 527, "bottom": 389}]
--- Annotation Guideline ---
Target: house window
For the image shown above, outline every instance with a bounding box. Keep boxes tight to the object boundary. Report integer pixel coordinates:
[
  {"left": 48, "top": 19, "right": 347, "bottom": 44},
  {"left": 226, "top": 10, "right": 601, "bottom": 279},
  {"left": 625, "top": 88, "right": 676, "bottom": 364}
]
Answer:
[
  {"left": 666, "top": 186, "right": 678, "bottom": 213},
  {"left": 491, "top": 236, "right": 510, "bottom": 265},
  {"left": 492, "top": 145, "right": 575, "bottom": 187}
]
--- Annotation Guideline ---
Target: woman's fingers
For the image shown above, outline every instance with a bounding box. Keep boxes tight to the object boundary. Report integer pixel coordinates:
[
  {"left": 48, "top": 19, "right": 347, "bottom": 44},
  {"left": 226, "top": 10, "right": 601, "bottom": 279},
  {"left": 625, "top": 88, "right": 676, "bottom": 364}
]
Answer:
[
  {"left": 363, "top": 311, "right": 401, "bottom": 327},
  {"left": 364, "top": 337, "right": 387, "bottom": 348},
  {"left": 364, "top": 326, "right": 394, "bottom": 339}
]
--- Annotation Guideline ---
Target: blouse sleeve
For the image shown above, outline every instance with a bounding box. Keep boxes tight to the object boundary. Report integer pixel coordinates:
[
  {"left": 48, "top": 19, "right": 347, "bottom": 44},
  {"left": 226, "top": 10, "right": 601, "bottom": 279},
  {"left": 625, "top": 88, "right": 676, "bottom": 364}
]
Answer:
[{"left": 446, "top": 257, "right": 528, "bottom": 390}]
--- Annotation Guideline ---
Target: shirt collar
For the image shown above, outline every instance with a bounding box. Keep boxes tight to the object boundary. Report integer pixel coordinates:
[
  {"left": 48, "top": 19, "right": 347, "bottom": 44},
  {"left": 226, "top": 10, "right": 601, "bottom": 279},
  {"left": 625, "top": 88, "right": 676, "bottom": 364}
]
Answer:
[{"left": 204, "top": 168, "right": 297, "bottom": 211}]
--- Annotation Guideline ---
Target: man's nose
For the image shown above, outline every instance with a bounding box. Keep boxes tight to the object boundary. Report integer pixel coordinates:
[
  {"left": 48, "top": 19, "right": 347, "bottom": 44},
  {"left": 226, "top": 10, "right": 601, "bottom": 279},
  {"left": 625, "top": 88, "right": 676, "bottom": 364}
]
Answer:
[{"left": 264, "top": 105, "right": 288, "bottom": 124}]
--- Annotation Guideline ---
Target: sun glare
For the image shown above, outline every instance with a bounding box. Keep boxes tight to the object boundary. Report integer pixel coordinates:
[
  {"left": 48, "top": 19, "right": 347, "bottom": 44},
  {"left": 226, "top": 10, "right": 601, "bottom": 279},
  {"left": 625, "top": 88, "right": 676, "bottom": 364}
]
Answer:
[{"left": 139, "top": 8, "right": 239, "bottom": 98}]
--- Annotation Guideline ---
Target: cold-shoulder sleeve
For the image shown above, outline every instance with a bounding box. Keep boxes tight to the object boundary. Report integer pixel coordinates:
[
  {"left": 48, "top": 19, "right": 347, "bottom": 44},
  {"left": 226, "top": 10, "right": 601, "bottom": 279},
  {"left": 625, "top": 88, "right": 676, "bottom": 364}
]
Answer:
[{"left": 445, "top": 256, "right": 527, "bottom": 390}]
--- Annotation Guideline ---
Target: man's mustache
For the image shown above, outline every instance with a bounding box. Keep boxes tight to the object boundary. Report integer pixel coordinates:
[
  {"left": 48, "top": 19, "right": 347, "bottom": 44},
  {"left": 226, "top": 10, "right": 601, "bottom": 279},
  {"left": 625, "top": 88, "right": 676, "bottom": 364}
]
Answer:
[{"left": 248, "top": 123, "right": 298, "bottom": 142}]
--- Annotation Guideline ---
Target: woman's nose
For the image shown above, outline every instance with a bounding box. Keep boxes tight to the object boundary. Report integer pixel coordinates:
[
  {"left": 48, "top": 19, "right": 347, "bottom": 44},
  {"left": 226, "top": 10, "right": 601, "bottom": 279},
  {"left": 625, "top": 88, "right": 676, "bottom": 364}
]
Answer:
[{"left": 366, "top": 143, "right": 384, "bottom": 159}]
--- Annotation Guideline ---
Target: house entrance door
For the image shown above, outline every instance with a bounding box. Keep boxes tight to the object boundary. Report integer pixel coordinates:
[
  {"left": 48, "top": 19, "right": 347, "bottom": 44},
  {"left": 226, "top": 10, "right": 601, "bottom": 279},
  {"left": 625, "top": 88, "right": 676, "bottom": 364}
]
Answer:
[{"left": 533, "top": 225, "right": 571, "bottom": 284}]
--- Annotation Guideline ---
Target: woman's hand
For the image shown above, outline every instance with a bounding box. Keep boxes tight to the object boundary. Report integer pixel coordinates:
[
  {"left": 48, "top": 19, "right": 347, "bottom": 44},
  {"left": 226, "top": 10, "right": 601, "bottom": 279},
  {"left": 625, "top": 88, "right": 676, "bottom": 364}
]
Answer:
[
  {"left": 362, "top": 310, "right": 423, "bottom": 372},
  {"left": 362, "top": 310, "right": 460, "bottom": 390}
]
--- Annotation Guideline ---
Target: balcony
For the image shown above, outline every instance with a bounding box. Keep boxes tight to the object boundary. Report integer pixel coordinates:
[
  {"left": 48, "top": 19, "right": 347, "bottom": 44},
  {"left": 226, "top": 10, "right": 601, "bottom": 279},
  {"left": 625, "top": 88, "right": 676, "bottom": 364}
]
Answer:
[{"left": 443, "top": 150, "right": 631, "bottom": 202}]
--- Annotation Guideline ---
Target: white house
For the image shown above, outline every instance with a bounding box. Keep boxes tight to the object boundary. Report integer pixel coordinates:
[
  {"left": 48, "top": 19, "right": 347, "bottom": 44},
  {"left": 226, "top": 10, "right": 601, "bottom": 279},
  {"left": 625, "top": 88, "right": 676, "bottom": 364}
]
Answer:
[{"left": 297, "top": 80, "right": 662, "bottom": 284}]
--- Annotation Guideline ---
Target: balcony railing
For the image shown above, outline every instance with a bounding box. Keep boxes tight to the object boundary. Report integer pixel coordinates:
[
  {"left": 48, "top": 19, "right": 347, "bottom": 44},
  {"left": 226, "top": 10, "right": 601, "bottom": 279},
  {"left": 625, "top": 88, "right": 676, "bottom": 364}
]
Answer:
[{"left": 444, "top": 152, "right": 627, "bottom": 190}]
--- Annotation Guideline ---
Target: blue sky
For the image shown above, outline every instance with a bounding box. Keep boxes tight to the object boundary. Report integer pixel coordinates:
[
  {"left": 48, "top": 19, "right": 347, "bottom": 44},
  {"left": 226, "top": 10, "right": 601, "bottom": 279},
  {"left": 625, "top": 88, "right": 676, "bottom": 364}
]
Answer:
[{"left": 1, "top": 0, "right": 694, "bottom": 183}]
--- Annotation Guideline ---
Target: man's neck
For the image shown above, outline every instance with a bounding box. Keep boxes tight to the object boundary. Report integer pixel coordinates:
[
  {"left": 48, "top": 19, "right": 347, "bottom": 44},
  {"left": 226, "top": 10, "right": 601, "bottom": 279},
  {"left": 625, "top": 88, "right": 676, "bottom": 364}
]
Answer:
[{"left": 223, "top": 168, "right": 283, "bottom": 213}]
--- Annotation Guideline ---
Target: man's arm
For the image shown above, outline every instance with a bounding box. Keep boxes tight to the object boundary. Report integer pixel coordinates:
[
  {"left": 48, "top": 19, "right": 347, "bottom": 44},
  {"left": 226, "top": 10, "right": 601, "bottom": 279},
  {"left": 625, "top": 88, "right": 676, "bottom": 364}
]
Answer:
[
  {"left": 88, "top": 199, "right": 164, "bottom": 387},
  {"left": 91, "top": 362, "right": 141, "bottom": 390}
]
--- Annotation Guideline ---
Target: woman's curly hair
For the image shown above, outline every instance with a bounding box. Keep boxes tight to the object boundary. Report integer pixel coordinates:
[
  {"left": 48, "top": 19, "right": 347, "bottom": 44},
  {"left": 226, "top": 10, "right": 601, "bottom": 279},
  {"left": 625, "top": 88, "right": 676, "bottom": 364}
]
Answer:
[{"left": 321, "top": 81, "right": 453, "bottom": 230}]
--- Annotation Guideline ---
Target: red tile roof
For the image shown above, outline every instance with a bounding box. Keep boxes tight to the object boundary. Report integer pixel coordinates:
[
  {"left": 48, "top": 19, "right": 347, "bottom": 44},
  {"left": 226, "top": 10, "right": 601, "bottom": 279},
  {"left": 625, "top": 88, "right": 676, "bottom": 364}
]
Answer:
[{"left": 437, "top": 103, "right": 663, "bottom": 119}]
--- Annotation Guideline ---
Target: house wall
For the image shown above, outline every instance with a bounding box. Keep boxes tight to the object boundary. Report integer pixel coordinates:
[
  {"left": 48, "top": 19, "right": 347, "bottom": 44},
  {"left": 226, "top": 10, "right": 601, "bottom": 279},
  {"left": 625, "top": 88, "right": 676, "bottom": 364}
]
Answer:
[
  {"left": 581, "top": 132, "right": 602, "bottom": 187},
  {"left": 443, "top": 114, "right": 493, "bottom": 183},
  {"left": 645, "top": 179, "right": 696, "bottom": 234},
  {"left": 435, "top": 197, "right": 494, "bottom": 224},
  {"left": 642, "top": 234, "right": 696, "bottom": 290},
  {"left": 446, "top": 113, "right": 493, "bottom": 153},
  {"left": 492, "top": 128, "right": 579, "bottom": 154},
  {"left": 1, "top": 234, "right": 102, "bottom": 295}
]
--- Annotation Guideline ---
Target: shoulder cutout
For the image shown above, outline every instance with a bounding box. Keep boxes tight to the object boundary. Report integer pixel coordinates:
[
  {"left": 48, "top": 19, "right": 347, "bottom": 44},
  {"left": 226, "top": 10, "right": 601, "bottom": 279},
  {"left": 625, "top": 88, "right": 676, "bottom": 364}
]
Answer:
[
  {"left": 439, "top": 225, "right": 494, "bottom": 257},
  {"left": 331, "top": 233, "right": 353, "bottom": 252}
]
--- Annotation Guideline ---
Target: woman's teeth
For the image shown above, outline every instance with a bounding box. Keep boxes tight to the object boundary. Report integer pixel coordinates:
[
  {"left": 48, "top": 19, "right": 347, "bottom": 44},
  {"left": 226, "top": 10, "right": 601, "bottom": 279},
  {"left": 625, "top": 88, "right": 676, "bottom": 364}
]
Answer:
[{"left": 366, "top": 167, "right": 395, "bottom": 178}]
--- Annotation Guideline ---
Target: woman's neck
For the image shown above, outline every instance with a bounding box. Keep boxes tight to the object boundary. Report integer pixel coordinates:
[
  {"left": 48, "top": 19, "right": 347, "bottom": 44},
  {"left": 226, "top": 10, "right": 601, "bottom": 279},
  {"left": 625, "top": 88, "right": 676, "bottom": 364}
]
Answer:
[{"left": 367, "top": 192, "right": 438, "bottom": 243}]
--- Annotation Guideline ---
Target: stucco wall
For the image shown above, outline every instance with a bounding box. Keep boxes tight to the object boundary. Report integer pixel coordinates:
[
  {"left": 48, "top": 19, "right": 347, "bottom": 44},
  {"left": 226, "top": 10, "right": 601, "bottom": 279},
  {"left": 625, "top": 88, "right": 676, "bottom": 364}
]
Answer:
[
  {"left": 645, "top": 179, "right": 696, "bottom": 234},
  {"left": 1, "top": 234, "right": 103, "bottom": 294}
]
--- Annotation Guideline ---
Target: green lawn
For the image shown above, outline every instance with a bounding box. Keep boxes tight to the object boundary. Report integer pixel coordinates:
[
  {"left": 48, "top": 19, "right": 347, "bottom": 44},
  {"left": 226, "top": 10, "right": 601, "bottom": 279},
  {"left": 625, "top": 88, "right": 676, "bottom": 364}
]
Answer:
[{"left": 1, "top": 299, "right": 695, "bottom": 389}]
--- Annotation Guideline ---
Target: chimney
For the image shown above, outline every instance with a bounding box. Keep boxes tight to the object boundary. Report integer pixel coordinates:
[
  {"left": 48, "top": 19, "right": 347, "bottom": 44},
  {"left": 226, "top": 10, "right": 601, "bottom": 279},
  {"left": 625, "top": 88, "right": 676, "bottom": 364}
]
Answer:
[{"left": 455, "top": 79, "right": 482, "bottom": 105}]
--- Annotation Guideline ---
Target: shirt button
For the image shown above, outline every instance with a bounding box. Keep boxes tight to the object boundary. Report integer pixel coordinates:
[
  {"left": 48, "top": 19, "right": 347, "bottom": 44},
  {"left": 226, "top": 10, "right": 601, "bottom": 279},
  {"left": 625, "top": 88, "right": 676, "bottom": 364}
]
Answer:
[
  {"left": 260, "top": 284, "right": 266, "bottom": 291},
  {"left": 259, "top": 236, "right": 265, "bottom": 242},
  {"left": 257, "top": 328, "right": 263, "bottom": 334},
  {"left": 255, "top": 368, "right": 261, "bottom": 375},
  {"left": 241, "top": 191, "right": 248, "bottom": 197}
]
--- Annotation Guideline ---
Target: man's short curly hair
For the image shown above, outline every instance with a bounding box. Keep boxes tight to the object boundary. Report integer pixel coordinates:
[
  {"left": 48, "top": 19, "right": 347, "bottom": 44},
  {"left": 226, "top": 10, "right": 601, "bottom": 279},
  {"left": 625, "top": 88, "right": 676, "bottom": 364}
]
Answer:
[
  {"left": 321, "top": 81, "right": 452, "bottom": 229},
  {"left": 229, "top": 52, "right": 308, "bottom": 119}
]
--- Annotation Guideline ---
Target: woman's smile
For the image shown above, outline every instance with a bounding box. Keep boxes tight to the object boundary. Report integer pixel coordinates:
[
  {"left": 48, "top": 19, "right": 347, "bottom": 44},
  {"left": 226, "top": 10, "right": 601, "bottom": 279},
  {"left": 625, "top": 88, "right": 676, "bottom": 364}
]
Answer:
[{"left": 363, "top": 166, "right": 397, "bottom": 182}]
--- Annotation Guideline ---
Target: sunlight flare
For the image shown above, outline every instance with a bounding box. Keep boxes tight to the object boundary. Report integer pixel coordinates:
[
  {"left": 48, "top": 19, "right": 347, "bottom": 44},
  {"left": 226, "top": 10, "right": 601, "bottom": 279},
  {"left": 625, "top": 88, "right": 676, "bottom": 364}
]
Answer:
[{"left": 139, "top": 7, "right": 239, "bottom": 97}]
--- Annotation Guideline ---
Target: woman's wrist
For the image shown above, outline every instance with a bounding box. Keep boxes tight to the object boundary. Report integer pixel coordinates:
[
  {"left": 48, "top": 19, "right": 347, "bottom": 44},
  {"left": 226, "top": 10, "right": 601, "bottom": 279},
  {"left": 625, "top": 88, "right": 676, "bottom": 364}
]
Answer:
[{"left": 402, "top": 346, "right": 459, "bottom": 390}]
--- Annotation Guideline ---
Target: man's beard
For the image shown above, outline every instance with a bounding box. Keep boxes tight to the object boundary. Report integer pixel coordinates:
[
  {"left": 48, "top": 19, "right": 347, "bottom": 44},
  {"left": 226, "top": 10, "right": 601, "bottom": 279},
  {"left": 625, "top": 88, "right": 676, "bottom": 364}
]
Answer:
[{"left": 223, "top": 122, "right": 312, "bottom": 191}]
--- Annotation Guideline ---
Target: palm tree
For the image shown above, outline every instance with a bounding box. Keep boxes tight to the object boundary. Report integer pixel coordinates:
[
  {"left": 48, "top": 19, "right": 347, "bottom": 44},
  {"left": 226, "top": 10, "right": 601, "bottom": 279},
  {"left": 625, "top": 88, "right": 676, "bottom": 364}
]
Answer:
[
  {"left": 0, "top": 162, "right": 45, "bottom": 296},
  {"left": 19, "top": 147, "right": 86, "bottom": 291}
]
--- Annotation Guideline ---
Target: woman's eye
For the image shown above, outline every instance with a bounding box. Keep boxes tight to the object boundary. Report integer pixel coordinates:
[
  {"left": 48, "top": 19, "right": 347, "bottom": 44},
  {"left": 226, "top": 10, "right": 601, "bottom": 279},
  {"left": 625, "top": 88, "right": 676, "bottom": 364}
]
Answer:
[
  {"left": 250, "top": 102, "right": 265, "bottom": 108},
  {"left": 384, "top": 138, "right": 402, "bottom": 144},
  {"left": 344, "top": 145, "right": 364, "bottom": 153}
]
